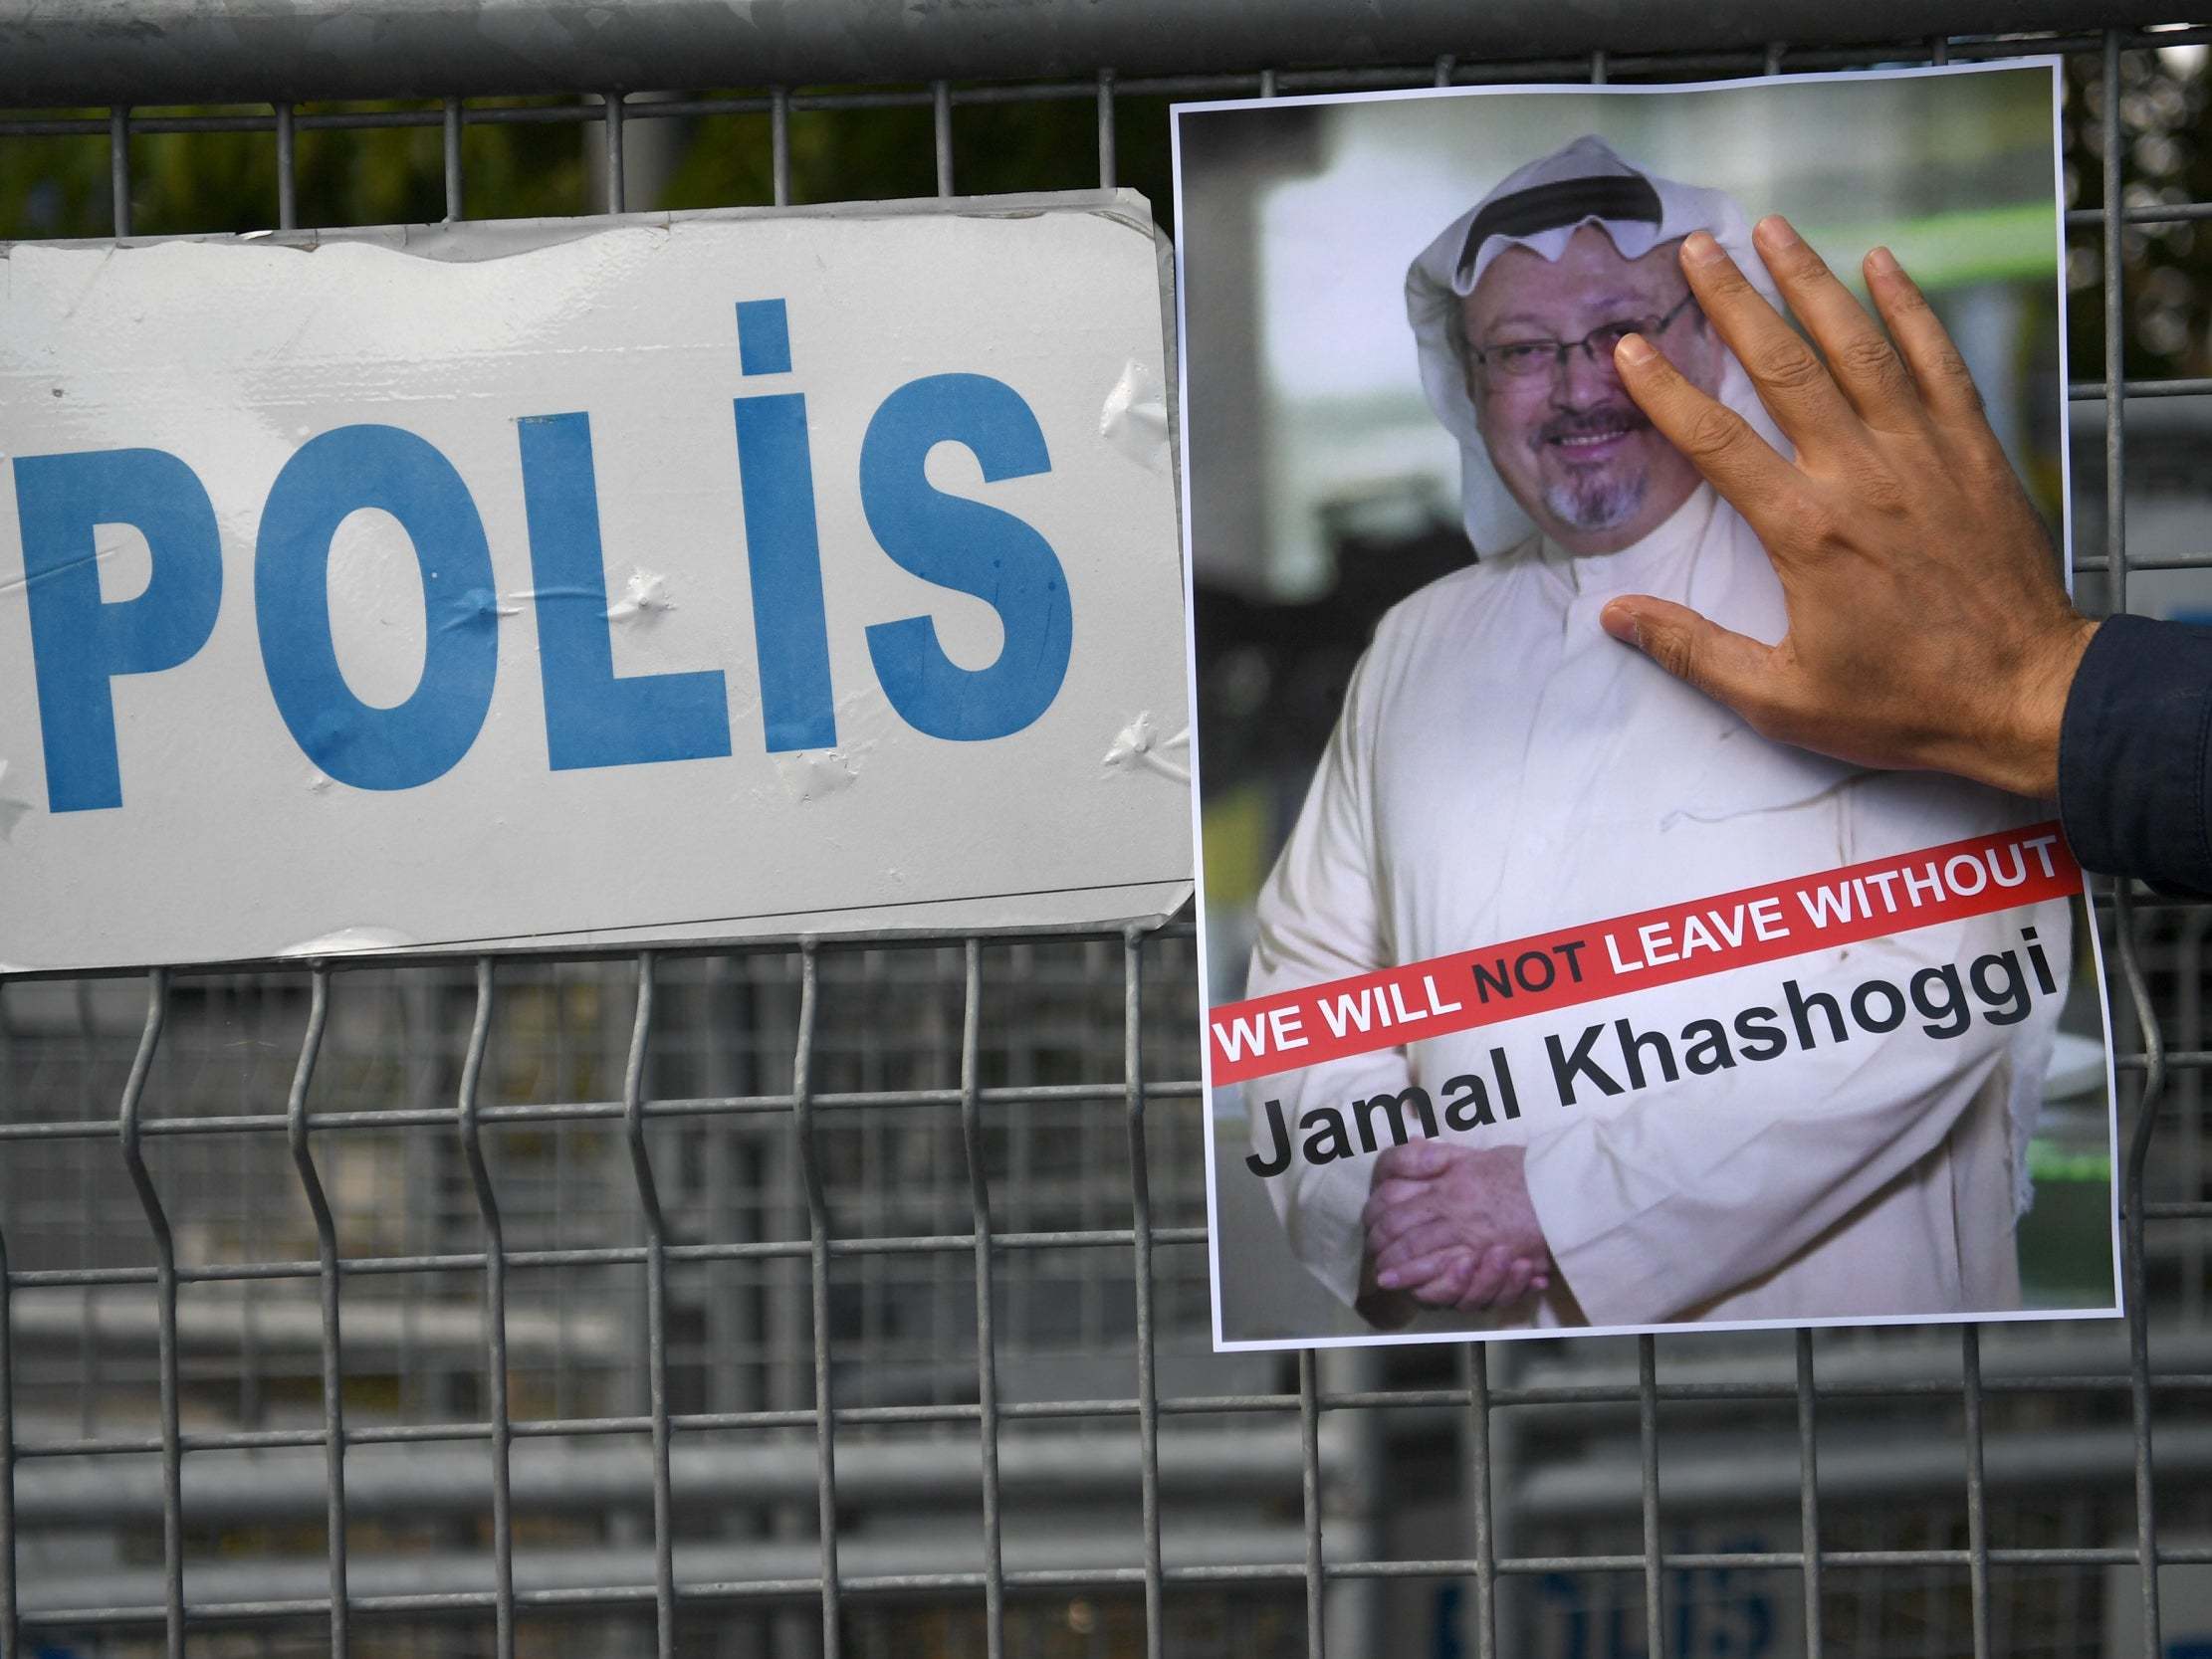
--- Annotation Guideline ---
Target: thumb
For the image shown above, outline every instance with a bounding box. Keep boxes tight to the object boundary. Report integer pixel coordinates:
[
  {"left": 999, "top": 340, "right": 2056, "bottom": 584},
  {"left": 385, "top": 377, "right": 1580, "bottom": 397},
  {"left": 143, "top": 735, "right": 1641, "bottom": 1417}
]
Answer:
[{"left": 1600, "top": 595, "right": 1776, "bottom": 717}]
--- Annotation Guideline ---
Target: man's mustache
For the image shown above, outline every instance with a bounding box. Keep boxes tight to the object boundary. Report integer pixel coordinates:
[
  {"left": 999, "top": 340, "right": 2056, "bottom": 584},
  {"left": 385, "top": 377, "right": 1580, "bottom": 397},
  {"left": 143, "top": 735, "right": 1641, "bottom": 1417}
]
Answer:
[{"left": 1536, "top": 405, "right": 1654, "bottom": 446}]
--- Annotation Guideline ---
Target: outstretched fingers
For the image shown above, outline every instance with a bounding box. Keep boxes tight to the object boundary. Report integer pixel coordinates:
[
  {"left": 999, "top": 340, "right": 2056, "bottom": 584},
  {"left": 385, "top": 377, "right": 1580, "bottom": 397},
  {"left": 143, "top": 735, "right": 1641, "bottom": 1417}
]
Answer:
[
  {"left": 1599, "top": 595, "right": 1782, "bottom": 726},
  {"left": 1864, "top": 246, "right": 1989, "bottom": 428},
  {"left": 1751, "top": 215, "right": 1922, "bottom": 432},
  {"left": 1614, "top": 327, "right": 1798, "bottom": 532},
  {"left": 1671, "top": 230, "right": 1857, "bottom": 448}
]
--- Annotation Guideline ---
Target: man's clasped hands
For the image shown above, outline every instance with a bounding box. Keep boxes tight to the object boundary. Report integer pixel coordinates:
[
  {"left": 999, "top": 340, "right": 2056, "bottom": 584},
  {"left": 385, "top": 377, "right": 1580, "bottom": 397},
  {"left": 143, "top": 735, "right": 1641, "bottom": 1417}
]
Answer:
[{"left": 1359, "top": 1141, "right": 1555, "bottom": 1320}]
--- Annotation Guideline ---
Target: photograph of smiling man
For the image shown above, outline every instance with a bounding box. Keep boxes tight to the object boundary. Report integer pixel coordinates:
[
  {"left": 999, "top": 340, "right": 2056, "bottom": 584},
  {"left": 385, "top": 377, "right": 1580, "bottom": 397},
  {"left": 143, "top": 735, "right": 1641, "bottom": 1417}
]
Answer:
[{"left": 1175, "top": 62, "right": 2120, "bottom": 1349}]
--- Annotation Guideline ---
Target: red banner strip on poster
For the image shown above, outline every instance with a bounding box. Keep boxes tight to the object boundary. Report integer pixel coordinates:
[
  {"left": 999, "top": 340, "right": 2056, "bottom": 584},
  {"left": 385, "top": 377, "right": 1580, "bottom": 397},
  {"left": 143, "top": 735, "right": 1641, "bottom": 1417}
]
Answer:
[{"left": 1208, "top": 821, "right": 2082, "bottom": 1086}]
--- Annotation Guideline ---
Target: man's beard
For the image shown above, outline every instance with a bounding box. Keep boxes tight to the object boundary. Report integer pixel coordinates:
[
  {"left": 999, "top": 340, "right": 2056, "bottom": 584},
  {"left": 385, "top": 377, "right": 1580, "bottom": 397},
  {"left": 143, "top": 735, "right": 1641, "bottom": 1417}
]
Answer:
[
  {"left": 1534, "top": 405, "right": 1652, "bottom": 531},
  {"left": 1543, "top": 466, "right": 1648, "bottom": 531}
]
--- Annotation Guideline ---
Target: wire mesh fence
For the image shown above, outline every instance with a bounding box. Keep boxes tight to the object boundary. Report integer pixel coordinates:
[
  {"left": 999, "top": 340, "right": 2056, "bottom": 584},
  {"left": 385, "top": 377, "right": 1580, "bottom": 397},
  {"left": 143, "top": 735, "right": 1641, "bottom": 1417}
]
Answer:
[{"left": 1, "top": 7, "right": 2209, "bottom": 1657}]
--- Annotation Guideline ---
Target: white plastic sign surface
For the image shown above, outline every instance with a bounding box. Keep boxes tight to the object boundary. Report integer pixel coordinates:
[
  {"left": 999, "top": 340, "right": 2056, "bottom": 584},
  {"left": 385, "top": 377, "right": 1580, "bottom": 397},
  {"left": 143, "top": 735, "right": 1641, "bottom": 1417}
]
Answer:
[{"left": 0, "top": 196, "right": 1192, "bottom": 969}]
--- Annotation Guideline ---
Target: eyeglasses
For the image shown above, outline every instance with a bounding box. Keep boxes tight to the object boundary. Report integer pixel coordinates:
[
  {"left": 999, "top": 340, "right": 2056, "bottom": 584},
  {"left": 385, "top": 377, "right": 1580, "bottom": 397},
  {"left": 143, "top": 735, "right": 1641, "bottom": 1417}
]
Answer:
[{"left": 1469, "top": 290, "right": 1700, "bottom": 380}]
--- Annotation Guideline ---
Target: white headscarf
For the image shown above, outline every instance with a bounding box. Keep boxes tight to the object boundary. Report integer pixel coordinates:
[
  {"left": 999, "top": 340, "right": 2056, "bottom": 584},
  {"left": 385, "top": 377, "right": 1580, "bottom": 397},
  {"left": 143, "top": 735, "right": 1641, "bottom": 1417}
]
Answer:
[{"left": 1406, "top": 134, "right": 1790, "bottom": 555}]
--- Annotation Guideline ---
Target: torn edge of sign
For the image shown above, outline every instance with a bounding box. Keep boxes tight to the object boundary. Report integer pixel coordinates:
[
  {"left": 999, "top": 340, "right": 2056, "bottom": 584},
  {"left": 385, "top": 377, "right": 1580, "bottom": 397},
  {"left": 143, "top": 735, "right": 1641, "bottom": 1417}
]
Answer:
[
  {"left": 276, "top": 927, "right": 419, "bottom": 957},
  {"left": 4, "top": 188, "right": 1167, "bottom": 265}
]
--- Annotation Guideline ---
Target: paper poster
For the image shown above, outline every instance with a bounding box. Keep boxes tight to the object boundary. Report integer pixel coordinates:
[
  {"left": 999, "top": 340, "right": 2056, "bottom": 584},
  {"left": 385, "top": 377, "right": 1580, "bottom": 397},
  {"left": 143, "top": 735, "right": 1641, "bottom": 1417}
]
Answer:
[{"left": 1175, "top": 62, "right": 2122, "bottom": 1348}]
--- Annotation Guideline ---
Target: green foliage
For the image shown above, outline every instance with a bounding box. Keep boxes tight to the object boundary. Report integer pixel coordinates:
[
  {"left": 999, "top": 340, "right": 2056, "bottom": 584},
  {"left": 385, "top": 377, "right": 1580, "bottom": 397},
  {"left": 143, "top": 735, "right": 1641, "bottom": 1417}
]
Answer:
[
  {"left": 0, "top": 118, "right": 111, "bottom": 239},
  {"left": 0, "top": 100, "right": 598, "bottom": 239},
  {"left": 0, "top": 88, "right": 1178, "bottom": 242}
]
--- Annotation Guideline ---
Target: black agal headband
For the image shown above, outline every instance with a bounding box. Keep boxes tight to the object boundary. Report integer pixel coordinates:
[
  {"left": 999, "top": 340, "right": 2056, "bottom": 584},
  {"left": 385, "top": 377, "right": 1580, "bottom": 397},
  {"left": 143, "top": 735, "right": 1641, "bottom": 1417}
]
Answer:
[{"left": 1454, "top": 172, "right": 1665, "bottom": 286}]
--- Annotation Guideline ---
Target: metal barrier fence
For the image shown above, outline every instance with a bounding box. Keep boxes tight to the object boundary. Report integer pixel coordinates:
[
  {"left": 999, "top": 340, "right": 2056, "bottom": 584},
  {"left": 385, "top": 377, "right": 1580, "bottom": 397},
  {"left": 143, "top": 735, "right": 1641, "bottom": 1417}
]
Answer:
[{"left": 0, "top": 4, "right": 2208, "bottom": 1656}]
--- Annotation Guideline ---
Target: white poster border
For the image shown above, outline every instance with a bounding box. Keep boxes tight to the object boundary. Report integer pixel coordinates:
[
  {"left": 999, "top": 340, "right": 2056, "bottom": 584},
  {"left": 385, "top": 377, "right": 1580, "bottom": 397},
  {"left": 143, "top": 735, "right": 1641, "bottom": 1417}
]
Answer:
[{"left": 1171, "top": 58, "right": 2122, "bottom": 1352}]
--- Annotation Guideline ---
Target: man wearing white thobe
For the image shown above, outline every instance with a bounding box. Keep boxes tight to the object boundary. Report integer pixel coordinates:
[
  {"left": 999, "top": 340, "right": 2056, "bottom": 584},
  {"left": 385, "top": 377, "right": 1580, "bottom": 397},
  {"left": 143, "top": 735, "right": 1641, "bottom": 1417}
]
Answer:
[{"left": 1246, "top": 135, "right": 2069, "bottom": 1332}]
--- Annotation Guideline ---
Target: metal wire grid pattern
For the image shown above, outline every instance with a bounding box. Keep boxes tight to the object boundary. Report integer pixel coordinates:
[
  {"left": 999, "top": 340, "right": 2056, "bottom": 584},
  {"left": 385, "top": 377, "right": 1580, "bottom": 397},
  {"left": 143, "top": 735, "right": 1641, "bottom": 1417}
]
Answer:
[
  {"left": 1, "top": 940, "right": 1223, "bottom": 1652},
  {"left": 0, "top": 17, "right": 2206, "bottom": 1659}
]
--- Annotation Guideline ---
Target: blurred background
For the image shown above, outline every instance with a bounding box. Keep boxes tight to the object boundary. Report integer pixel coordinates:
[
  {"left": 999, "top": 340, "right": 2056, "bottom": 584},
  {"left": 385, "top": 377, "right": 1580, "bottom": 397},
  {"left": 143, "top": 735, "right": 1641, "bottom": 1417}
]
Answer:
[{"left": 1180, "top": 71, "right": 2063, "bottom": 600}]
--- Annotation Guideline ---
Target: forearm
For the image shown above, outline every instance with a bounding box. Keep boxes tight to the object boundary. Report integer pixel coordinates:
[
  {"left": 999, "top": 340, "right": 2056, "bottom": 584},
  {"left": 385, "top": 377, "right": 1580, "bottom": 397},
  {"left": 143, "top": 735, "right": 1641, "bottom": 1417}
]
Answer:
[{"left": 2059, "top": 613, "right": 2212, "bottom": 896}]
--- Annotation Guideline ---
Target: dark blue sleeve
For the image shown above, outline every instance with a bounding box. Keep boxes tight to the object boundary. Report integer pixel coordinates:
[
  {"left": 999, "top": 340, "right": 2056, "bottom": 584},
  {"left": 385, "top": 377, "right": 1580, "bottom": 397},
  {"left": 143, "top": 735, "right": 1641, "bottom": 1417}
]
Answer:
[{"left": 2059, "top": 612, "right": 2212, "bottom": 894}]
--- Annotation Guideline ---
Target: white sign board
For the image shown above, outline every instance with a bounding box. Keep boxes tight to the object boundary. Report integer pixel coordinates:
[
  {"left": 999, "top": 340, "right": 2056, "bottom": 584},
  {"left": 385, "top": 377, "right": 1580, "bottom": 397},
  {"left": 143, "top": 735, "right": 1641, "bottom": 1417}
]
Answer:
[{"left": 0, "top": 194, "right": 1192, "bottom": 970}]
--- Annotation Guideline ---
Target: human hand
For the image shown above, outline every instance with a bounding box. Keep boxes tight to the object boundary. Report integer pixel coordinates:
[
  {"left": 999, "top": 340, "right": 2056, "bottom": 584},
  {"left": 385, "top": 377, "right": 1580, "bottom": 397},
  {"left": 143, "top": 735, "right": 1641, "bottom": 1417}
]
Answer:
[
  {"left": 1359, "top": 1141, "right": 1553, "bottom": 1311},
  {"left": 1600, "top": 216, "right": 2096, "bottom": 799}
]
